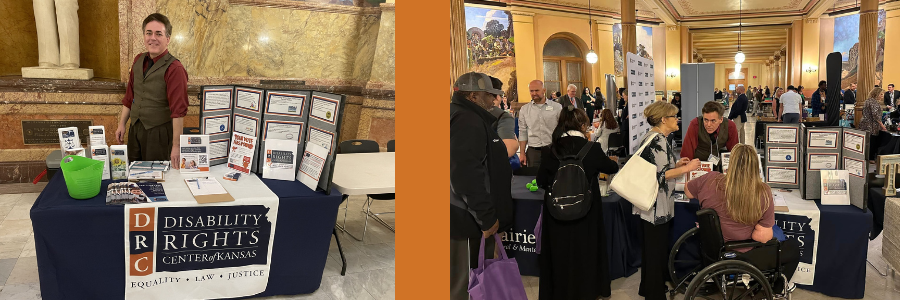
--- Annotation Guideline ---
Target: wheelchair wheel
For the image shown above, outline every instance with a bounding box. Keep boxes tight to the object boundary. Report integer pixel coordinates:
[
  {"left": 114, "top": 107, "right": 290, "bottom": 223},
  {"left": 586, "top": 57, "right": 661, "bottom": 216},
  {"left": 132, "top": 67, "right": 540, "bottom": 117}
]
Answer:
[
  {"left": 684, "top": 260, "right": 774, "bottom": 300},
  {"left": 668, "top": 227, "right": 701, "bottom": 293}
]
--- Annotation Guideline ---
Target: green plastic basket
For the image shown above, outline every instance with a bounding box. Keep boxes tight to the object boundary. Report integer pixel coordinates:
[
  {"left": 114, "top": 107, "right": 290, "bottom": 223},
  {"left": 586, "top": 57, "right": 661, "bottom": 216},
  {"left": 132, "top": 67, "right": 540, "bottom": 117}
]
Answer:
[{"left": 60, "top": 155, "right": 104, "bottom": 199}]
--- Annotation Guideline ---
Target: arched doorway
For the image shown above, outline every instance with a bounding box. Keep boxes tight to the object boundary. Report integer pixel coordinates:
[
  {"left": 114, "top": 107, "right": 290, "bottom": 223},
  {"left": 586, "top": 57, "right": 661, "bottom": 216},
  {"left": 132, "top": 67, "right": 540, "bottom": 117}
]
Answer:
[
  {"left": 726, "top": 68, "right": 748, "bottom": 91},
  {"left": 543, "top": 37, "right": 586, "bottom": 100}
]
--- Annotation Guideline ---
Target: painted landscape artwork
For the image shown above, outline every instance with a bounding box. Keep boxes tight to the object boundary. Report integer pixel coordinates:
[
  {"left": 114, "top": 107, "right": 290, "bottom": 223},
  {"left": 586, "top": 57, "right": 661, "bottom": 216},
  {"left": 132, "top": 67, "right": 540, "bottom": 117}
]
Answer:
[
  {"left": 465, "top": 6, "right": 518, "bottom": 102},
  {"left": 834, "top": 10, "right": 886, "bottom": 89}
]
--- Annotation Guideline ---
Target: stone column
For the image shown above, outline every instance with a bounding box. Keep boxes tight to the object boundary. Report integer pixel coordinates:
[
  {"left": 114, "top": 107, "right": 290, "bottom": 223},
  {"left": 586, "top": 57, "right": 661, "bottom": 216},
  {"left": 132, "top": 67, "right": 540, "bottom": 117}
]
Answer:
[
  {"left": 858, "top": 0, "right": 878, "bottom": 96},
  {"left": 511, "top": 11, "right": 536, "bottom": 103},
  {"left": 450, "top": 0, "right": 467, "bottom": 94},
  {"left": 621, "top": 0, "right": 636, "bottom": 88},
  {"left": 774, "top": 55, "right": 782, "bottom": 89}
]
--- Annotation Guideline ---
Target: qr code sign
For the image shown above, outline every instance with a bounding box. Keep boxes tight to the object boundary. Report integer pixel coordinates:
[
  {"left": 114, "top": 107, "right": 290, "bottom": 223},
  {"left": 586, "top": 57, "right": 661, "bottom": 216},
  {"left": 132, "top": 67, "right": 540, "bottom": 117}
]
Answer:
[{"left": 199, "top": 155, "right": 208, "bottom": 164}]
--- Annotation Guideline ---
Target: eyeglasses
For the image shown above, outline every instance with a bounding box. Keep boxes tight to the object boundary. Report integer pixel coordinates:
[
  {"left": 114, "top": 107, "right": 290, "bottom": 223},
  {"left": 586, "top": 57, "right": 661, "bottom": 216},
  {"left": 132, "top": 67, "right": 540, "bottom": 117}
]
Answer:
[{"left": 665, "top": 115, "right": 678, "bottom": 119}]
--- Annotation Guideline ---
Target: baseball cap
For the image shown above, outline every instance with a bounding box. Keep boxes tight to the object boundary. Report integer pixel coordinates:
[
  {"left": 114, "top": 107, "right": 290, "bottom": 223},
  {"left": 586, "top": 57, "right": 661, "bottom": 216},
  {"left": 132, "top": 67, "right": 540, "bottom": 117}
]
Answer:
[{"left": 454, "top": 72, "right": 503, "bottom": 96}]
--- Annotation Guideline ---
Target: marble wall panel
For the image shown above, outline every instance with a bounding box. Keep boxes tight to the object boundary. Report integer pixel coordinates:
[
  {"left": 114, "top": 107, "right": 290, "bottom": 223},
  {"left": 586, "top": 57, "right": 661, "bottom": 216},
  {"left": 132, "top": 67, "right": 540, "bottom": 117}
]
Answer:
[
  {"left": 149, "top": 0, "right": 380, "bottom": 83},
  {"left": 355, "top": 98, "right": 394, "bottom": 150},
  {"left": 352, "top": 15, "right": 382, "bottom": 85},
  {"left": 0, "top": 1, "right": 39, "bottom": 76},
  {"left": 368, "top": 7, "right": 394, "bottom": 87},
  {"left": 0, "top": 0, "right": 119, "bottom": 79}
]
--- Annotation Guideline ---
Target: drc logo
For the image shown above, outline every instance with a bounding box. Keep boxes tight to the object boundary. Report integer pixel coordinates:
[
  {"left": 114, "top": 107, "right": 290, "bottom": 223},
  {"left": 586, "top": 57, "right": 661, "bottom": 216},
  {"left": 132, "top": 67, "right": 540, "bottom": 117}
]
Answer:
[{"left": 130, "top": 207, "right": 156, "bottom": 276}]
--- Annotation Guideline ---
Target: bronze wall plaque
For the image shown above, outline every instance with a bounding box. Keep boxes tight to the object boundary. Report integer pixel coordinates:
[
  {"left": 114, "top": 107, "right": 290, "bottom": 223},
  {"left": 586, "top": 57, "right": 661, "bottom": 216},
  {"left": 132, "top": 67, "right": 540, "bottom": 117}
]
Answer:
[{"left": 22, "top": 120, "right": 93, "bottom": 145}]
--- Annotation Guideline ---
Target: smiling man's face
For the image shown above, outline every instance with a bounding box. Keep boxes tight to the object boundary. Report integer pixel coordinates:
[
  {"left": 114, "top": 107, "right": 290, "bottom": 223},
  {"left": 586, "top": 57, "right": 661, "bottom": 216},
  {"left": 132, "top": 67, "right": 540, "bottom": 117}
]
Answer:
[{"left": 144, "top": 21, "right": 170, "bottom": 57}]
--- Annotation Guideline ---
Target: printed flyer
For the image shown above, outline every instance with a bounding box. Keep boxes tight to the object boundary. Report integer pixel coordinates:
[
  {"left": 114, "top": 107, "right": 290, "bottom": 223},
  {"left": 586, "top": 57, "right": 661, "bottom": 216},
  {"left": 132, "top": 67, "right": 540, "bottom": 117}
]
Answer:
[
  {"left": 227, "top": 132, "right": 257, "bottom": 175},
  {"left": 262, "top": 139, "right": 297, "bottom": 181},
  {"left": 180, "top": 135, "right": 210, "bottom": 173}
]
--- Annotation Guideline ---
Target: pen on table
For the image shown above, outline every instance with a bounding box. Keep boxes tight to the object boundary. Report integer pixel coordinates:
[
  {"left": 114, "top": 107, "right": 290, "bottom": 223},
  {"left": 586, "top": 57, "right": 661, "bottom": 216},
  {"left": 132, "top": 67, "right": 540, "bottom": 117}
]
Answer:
[{"left": 131, "top": 171, "right": 153, "bottom": 176}]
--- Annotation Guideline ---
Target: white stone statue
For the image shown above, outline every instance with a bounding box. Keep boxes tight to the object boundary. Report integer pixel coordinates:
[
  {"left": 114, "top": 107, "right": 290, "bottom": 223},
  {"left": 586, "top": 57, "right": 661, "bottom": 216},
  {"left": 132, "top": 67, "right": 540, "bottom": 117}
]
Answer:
[{"left": 22, "top": 0, "right": 93, "bottom": 80}]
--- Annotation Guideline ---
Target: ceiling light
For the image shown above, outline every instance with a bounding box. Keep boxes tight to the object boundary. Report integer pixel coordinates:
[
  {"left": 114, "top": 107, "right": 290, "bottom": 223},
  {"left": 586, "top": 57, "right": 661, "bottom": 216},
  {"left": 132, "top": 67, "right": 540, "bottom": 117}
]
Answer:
[
  {"left": 735, "top": 51, "right": 745, "bottom": 64},
  {"left": 586, "top": 50, "right": 598, "bottom": 64}
]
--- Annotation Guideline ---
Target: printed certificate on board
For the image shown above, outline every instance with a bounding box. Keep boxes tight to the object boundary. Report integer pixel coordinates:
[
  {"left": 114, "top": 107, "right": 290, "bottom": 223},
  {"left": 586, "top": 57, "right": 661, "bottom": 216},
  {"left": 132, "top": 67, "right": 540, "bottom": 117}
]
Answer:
[
  {"left": 203, "top": 116, "right": 230, "bottom": 135},
  {"left": 210, "top": 139, "right": 229, "bottom": 160},
  {"left": 233, "top": 114, "right": 259, "bottom": 137},
  {"left": 264, "top": 121, "right": 303, "bottom": 142},
  {"left": 766, "top": 167, "right": 798, "bottom": 184},
  {"left": 310, "top": 96, "right": 339, "bottom": 125},
  {"left": 203, "top": 89, "right": 232, "bottom": 112},
  {"left": 807, "top": 154, "right": 838, "bottom": 170},
  {"left": 767, "top": 127, "right": 798, "bottom": 144},
  {"left": 263, "top": 139, "right": 297, "bottom": 181},
  {"left": 844, "top": 157, "right": 865, "bottom": 178},
  {"left": 768, "top": 147, "right": 797, "bottom": 163},
  {"left": 808, "top": 131, "right": 838, "bottom": 149},
  {"left": 297, "top": 143, "right": 328, "bottom": 190},
  {"left": 235, "top": 88, "right": 262, "bottom": 112},
  {"left": 308, "top": 126, "right": 335, "bottom": 154},
  {"left": 266, "top": 93, "right": 305, "bottom": 117},
  {"left": 843, "top": 131, "right": 865, "bottom": 154}
]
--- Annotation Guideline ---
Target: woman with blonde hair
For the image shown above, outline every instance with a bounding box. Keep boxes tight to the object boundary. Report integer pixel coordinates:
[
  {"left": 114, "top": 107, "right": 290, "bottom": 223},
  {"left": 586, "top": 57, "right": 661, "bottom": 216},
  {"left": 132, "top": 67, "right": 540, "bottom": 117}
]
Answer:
[
  {"left": 859, "top": 86, "right": 887, "bottom": 161},
  {"left": 634, "top": 101, "right": 700, "bottom": 300},
  {"left": 685, "top": 143, "right": 801, "bottom": 292}
]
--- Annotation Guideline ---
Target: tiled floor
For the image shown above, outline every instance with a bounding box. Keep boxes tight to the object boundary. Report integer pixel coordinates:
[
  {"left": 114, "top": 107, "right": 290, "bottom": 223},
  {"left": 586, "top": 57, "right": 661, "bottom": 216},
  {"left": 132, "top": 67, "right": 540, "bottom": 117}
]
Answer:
[{"left": 0, "top": 192, "right": 395, "bottom": 300}]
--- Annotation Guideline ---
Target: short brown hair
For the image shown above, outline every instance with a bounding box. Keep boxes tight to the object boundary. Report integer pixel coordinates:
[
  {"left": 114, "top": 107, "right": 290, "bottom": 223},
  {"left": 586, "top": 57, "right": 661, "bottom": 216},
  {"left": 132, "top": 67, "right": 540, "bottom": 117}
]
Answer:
[
  {"left": 701, "top": 101, "right": 725, "bottom": 117},
  {"left": 143, "top": 13, "right": 172, "bottom": 37},
  {"left": 644, "top": 101, "right": 679, "bottom": 127}
]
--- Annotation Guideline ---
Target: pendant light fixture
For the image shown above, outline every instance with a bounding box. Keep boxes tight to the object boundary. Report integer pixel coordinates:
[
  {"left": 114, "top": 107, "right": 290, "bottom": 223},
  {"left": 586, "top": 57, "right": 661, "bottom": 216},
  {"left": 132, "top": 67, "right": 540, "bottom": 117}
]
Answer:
[
  {"left": 734, "top": 0, "right": 745, "bottom": 63},
  {"left": 586, "top": 0, "right": 598, "bottom": 64}
]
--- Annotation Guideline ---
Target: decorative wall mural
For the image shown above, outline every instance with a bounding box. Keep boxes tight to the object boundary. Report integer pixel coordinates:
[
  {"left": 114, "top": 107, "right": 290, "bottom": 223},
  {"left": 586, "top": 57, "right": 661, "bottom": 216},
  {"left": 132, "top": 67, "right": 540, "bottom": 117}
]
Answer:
[
  {"left": 833, "top": 10, "right": 886, "bottom": 90},
  {"left": 465, "top": 5, "right": 517, "bottom": 102},
  {"left": 612, "top": 24, "right": 653, "bottom": 77}
]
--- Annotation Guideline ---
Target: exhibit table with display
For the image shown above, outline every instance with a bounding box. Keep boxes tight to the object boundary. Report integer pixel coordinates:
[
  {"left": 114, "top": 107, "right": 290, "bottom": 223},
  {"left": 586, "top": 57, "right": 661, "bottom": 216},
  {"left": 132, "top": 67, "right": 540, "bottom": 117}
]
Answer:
[
  {"left": 31, "top": 165, "right": 342, "bottom": 300},
  {"left": 512, "top": 176, "right": 871, "bottom": 299},
  {"left": 673, "top": 189, "right": 872, "bottom": 299},
  {"left": 508, "top": 176, "right": 643, "bottom": 279}
]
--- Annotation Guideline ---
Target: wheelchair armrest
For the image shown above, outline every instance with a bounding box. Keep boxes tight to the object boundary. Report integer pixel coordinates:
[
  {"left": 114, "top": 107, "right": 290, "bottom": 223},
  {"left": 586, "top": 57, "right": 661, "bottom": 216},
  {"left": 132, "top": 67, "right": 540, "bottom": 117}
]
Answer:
[{"left": 723, "top": 238, "right": 777, "bottom": 251}]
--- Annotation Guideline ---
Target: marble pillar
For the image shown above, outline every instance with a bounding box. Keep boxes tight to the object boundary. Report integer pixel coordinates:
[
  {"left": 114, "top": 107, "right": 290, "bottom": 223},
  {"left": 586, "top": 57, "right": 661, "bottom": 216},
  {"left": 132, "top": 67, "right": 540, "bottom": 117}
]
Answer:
[
  {"left": 859, "top": 0, "right": 878, "bottom": 96},
  {"left": 621, "top": 0, "right": 636, "bottom": 87},
  {"left": 23, "top": 0, "right": 93, "bottom": 80},
  {"left": 450, "top": 0, "right": 466, "bottom": 94}
]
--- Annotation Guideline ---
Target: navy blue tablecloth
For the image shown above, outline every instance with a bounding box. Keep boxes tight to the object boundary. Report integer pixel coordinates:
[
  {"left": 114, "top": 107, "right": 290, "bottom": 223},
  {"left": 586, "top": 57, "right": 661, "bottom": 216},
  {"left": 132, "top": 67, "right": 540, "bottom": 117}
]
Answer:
[
  {"left": 673, "top": 198, "right": 872, "bottom": 299},
  {"left": 509, "top": 176, "right": 642, "bottom": 279},
  {"left": 31, "top": 174, "right": 342, "bottom": 300}
]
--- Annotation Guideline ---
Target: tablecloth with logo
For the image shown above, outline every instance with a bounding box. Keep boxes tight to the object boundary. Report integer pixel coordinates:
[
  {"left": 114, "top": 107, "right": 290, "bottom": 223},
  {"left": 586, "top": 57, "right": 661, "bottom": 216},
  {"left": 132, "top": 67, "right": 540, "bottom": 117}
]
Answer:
[
  {"left": 31, "top": 167, "right": 342, "bottom": 300},
  {"left": 512, "top": 176, "right": 872, "bottom": 299}
]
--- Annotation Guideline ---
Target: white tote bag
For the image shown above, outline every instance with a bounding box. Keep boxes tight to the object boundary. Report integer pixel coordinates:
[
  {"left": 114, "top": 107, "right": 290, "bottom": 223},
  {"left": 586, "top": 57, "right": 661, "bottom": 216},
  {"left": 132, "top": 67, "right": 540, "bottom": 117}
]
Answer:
[{"left": 610, "top": 133, "right": 660, "bottom": 211}]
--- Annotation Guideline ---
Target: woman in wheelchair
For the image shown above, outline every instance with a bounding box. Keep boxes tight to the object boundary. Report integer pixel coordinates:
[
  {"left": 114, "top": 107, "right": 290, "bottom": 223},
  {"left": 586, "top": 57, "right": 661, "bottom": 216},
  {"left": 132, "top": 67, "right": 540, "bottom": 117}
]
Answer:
[{"left": 684, "top": 144, "right": 801, "bottom": 292}]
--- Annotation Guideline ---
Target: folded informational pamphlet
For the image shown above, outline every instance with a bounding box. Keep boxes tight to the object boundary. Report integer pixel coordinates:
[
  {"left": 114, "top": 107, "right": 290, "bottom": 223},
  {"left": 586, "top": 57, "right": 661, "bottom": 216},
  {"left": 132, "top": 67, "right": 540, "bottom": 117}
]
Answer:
[
  {"left": 88, "top": 125, "right": 106, "bottom": 147},
  {"left": 110, "top": 145, "right": 129, "bottom": 180},
  {"left": 105, "top": 182, "right": 150, "bottom": 205},
  {"left": 58, "top": 127, "right": 82, "bottom": 156},
  {"left": 90, "top": 145, "right": 111, "bottom": 180},
  {"left": 135, "top": 182, "right": 168, "bottom": 202}
]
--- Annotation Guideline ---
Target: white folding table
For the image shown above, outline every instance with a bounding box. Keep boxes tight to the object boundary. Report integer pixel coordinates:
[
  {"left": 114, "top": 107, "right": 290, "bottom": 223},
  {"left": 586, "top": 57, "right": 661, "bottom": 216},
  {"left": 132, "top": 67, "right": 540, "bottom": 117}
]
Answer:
[{"left": 329, "top": 152, "right": 396, "bottom": 274}]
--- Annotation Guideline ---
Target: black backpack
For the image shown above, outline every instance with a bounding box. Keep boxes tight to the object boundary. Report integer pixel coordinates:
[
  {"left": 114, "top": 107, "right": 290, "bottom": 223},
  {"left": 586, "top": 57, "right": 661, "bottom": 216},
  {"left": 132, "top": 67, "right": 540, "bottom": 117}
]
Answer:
[{"left": 546, "top": 142, "right": 593, "bottom": 221}]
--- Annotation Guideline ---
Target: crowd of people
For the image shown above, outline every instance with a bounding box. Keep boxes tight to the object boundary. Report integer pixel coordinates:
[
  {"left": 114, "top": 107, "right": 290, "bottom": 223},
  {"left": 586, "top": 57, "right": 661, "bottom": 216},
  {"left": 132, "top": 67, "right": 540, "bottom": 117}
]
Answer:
[{"left": 450, "top": 71, "right": 807, "bottom": 300}]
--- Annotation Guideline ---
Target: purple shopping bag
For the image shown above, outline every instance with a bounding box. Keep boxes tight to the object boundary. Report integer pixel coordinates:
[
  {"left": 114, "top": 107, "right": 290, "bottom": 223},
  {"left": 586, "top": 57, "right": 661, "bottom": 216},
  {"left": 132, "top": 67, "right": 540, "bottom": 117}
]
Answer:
[{"left": 467, "top": 234, "right": 528, "bottom": 300}]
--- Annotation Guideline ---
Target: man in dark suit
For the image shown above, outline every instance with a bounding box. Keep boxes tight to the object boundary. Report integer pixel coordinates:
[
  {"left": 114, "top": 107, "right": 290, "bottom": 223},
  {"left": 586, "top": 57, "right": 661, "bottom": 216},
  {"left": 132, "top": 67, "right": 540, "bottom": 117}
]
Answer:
[
  {"left": 557, "top": 84, "right": 581, "bottom": 110},
  {"left": 843, "top": 83, "right": 857, "bottom": 105},
  {"left": 885, "top": 84, "right": 900, "bottom": 109}
]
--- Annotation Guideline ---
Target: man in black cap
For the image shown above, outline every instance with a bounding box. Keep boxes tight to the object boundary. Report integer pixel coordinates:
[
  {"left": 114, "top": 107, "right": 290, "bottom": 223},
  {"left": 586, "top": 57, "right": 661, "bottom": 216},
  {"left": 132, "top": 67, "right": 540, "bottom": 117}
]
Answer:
[{"left": 450, "top": 72, "right": 514, "bottom": 300}]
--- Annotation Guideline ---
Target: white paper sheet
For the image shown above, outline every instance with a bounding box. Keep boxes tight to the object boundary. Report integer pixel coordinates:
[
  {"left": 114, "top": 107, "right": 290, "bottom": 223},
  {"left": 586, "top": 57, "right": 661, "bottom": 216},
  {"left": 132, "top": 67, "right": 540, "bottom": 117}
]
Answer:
[{"left": 298, "top": 143, "right": 328, "bottom": 190}]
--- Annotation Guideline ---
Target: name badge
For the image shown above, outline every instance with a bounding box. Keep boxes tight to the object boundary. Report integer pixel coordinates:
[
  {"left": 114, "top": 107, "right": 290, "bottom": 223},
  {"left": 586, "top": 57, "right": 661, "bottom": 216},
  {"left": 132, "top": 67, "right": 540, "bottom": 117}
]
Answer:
[
  {"left": 708, "top": 155, "right": 720, "bottom": 165},
  {"left": 545, "top": 105, "right": 553, "bottom": 111}
]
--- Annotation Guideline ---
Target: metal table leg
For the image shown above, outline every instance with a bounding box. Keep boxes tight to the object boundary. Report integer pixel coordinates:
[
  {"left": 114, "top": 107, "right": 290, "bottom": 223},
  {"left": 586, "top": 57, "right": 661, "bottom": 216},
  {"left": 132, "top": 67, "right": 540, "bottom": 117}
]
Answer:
[
  {"left": 332, "top": 228, "right": 347, "bottom": 276},
  {"left": 335, "top": 195, "right": 363, "bottom": 241}
]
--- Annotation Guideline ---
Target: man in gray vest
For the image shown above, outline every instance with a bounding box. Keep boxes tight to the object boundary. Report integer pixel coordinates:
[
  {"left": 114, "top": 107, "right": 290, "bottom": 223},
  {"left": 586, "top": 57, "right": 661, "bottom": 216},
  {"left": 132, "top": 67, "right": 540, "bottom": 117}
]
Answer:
[
  {"left": 114, "top": 13, "right": 188, "bottom": 168},
  {"left": 680, "top": 101, "right": 739, "bottom": 161}
]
